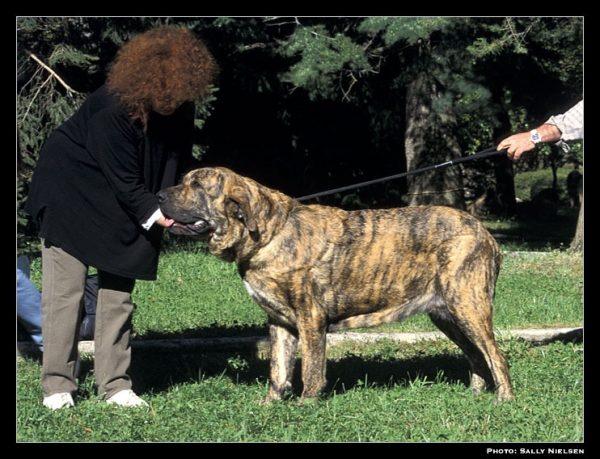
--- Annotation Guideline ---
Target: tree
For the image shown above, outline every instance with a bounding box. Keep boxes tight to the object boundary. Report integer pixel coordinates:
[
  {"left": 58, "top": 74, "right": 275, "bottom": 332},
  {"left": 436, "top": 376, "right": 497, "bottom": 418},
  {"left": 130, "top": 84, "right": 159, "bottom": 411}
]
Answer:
[
  {"left": 571, "top": 198, "right": 584, "bottom": 252},
  {"left": 404, "top": 70, "right": 465, "bottom": 208},
  {"left": 379, "top": 18, "right": 472, "bottom": 208}
]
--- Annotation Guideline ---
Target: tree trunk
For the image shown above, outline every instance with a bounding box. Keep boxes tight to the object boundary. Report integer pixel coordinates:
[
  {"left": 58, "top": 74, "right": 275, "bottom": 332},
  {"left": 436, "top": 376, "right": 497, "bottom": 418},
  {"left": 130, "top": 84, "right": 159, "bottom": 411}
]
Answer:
[
  {"left": 404, "top": 73, "right": 465, "bottom": 209},
  {"left": 570, "top": 196, "right": 583, "bottom": 252}
]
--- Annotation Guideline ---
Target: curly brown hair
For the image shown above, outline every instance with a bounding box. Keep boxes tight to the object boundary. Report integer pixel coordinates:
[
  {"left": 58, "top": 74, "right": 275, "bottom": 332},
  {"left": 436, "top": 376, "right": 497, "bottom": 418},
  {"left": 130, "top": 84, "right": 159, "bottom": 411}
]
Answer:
[{"left": 106, "top": 26, "right": 218, "bottom": 129}]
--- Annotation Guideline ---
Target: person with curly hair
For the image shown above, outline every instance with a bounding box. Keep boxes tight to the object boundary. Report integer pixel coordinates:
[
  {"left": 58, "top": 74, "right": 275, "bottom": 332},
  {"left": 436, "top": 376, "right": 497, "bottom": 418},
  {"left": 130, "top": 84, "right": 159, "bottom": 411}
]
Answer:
[{"left": 25, "top": 26, "right": 219, "bottom": 410}]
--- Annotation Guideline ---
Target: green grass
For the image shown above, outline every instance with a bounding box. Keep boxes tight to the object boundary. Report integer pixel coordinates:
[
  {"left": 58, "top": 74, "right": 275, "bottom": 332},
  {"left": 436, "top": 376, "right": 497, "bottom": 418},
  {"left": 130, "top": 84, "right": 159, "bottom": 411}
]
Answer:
[
  {"left": 494, "top": 251, "right": 583, "bottom": 328},
  {"left": 513, "top": 165, "right": 576, "bottom": 203},
  {"left": 17, "top": 337, "right": 583, "bottom": 442}
]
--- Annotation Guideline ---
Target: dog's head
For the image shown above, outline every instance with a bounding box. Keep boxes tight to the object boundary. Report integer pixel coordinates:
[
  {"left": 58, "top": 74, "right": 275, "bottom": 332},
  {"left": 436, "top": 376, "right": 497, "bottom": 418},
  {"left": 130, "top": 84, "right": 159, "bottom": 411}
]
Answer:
[{"left": 158, "top": 167, "right": 294, "bottom": 262}]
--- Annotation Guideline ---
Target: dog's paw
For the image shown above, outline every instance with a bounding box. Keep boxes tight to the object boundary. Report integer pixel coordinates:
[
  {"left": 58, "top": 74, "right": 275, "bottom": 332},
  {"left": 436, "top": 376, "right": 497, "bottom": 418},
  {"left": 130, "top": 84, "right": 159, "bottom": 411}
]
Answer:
[
  {"left": 255, "top": 393, "right": 280, "bottom": 406},
  {"left": 297, "top": 396, "right": 319, "bottom": 407},
  {"left": 494, "top": 387, "right": 516, "bottom": 404},
  {"left": 255, "top": 398, "right": 272, "bottom": 406}
]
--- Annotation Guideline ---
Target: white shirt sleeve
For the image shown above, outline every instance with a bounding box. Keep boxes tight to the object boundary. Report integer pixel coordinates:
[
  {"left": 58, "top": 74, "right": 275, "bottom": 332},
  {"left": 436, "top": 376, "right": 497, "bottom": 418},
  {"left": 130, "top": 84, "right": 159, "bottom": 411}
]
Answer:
[
  {"left": 142, "top": 208, "right": 163, "bottom": 231},
  {"left": 545, "top": 100, "right": 583, "bottom": 142}
]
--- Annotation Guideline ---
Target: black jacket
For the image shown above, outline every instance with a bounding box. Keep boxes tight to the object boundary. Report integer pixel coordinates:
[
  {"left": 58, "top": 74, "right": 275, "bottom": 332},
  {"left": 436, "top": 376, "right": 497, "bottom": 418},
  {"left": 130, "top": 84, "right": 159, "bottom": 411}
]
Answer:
[{"left": 25, "top": 85, "right": 195, "bottom": 280}]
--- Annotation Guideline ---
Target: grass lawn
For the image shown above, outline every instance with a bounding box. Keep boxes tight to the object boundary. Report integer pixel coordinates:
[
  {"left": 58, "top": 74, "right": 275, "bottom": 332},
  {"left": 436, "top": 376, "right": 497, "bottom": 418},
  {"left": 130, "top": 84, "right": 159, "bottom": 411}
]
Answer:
[{"left": 17, "top": 337, "right": 583, "bottom": 443}]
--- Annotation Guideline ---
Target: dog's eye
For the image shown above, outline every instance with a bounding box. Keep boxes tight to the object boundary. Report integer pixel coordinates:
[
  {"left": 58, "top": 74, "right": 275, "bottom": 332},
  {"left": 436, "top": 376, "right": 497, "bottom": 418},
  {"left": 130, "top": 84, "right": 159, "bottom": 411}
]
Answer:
[{"left": 190, "top": 180, "right": 201, "bottom": 189}]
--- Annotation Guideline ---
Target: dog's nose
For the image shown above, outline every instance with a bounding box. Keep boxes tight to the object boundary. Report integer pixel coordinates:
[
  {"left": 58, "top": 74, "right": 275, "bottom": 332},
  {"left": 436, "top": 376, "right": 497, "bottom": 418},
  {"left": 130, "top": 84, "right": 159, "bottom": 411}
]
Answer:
[{"left": 156, "top": 190, "right": 168, "bottom": 204}]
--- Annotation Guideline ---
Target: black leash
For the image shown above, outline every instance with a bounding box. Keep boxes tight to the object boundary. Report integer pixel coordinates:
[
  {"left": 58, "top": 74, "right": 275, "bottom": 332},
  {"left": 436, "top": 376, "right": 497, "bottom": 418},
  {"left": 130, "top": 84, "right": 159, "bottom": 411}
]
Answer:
[{"left": 297, "top": 146, "right": 507, "bottom": 202}]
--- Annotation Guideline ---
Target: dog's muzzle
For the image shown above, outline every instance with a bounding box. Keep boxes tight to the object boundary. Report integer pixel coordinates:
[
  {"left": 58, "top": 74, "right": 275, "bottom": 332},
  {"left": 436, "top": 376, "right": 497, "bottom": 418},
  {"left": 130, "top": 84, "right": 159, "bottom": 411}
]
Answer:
[
  {"left": 156, "top": 190, "right": 213, "bottom": 237},
  {"left": 168, "top": 219, "right": 211, "bottom": 236}
]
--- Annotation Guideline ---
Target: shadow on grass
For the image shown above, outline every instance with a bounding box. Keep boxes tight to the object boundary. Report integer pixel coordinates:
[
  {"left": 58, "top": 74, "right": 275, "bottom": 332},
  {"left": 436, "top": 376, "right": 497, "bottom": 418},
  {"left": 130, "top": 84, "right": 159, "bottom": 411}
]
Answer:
[
  {"left": 136, "top": 323, "right": 269, "bottom": 341},
  {"left": 109, "top": 342, "right": 473, "bottom": 400},
  {"left": 68, "top": 326, "right": 582, "bottom": 402}
]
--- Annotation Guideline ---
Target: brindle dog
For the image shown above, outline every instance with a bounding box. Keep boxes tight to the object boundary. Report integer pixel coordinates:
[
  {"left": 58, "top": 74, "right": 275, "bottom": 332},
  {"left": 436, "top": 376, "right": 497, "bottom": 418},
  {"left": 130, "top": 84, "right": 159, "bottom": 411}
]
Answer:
[{"left": 157, "top": 167, "right": 514, "bottom": 404}]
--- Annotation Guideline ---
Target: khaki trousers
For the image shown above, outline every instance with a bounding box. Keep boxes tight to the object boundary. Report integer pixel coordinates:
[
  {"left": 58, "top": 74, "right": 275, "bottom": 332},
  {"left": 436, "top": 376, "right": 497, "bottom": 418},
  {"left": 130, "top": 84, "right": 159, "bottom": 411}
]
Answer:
[{"left": 40, "top": 242, "right": 136, "bottom": 399}]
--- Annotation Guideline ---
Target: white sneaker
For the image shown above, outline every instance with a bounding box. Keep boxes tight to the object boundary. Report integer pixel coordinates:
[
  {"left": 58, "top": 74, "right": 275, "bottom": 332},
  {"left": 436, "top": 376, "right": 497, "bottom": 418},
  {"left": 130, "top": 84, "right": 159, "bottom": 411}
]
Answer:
[
  {"left": 106, "top": 390, "right": 149, "bottom": 408},
  {"left": 43, "top": 392, "right": 74, "bottom": 410}
]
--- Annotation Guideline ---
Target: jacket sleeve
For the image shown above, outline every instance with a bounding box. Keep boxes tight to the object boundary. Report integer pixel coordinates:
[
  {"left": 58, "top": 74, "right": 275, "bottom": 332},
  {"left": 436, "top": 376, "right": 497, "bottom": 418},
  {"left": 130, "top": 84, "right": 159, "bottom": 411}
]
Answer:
[{"left": 86, "top": 108, "right": 159, "bottom": 226}]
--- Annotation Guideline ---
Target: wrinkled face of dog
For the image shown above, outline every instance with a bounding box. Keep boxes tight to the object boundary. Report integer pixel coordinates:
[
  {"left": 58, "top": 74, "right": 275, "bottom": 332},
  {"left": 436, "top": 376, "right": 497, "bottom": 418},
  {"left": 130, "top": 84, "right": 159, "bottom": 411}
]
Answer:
[{"left": 157, "top": 167, "right": 259, "bottom": 262}]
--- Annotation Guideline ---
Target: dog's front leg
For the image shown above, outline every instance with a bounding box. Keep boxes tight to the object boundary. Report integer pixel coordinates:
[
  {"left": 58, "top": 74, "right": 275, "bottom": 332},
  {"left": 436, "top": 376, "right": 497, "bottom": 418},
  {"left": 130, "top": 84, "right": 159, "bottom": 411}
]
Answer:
[
  {"left": 262, "top": 322, "right": 298, "bottom": 404},
  {"left": 297, "top": 310, "right": 328, "bottom": 404}
]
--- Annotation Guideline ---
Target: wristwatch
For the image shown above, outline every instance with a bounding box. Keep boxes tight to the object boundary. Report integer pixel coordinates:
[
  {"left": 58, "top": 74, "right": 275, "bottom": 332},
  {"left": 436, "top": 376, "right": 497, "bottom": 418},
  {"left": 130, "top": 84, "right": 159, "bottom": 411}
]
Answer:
[{"left": 530, "top": 129, "right": 542, "bottom": 144}]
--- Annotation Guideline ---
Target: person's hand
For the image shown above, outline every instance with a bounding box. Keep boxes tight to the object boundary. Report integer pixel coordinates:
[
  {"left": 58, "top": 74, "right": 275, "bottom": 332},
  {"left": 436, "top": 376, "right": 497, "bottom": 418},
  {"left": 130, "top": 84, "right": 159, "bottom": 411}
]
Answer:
[
  {"left": 498, "top": 124, "right": 562, "bottom": 161},
  {"left": 497, "top": 132, "right": 535, "bottom": 161},
  {"left": 156, "top": 215, "right": 175, "bottom": 228}
]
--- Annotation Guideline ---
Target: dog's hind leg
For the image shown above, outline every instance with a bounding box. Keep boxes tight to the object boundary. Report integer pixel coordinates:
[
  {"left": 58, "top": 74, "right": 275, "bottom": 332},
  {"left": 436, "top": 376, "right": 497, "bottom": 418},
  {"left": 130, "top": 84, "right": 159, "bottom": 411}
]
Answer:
[
  {"left": 435, "top": 237, "right": 514, "bottom": 403},
  {"left": 262, "top": 323, "right": 299, "bottom": 404},
  {"left": 429, "top": 313, "right": 495, "bottom": 396},
  {"left": 435, "top": 312, "right": 513, "bottom": 403}
]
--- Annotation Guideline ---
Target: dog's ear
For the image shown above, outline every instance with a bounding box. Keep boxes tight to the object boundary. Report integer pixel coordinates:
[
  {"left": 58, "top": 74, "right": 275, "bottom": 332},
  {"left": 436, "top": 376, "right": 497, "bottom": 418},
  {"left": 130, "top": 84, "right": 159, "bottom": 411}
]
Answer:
[{"left": 227, "top": 188, "right": 258, "bottom": 234}]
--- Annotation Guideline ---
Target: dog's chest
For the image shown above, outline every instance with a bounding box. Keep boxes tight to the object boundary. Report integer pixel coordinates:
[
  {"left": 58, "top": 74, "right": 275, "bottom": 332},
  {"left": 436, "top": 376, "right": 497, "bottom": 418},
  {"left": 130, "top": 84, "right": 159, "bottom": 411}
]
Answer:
[
  {"left": 243, "top": 279, "right": 297, "bottom": 326},
  {"left": 243, "top": 280, "right": 263, "bottom": 304}
]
